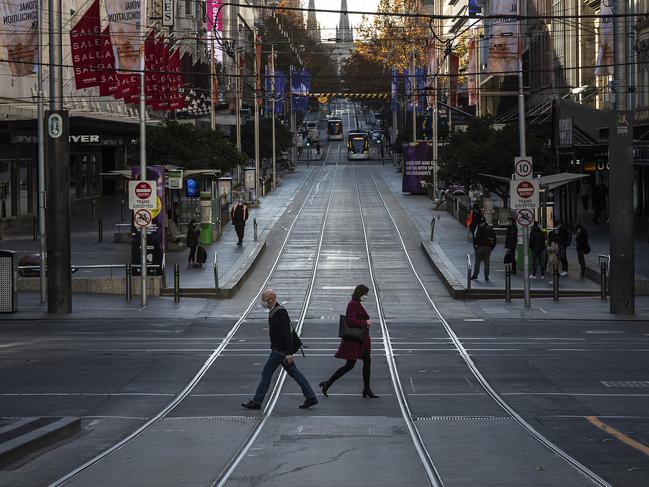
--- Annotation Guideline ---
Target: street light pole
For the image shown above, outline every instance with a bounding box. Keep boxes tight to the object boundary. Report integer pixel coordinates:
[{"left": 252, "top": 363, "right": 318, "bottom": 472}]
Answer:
[
  {"left": 210, "top": 31, "right": 216, "bottom": 131},
  {"left": 46, "top": 0, "right": 72, "bottom": 313},
  {"left": 254, "top": 29, "right": 261, "bottom": 202},
  {"left": 411, "top": 52, "right": 416, "bottom": 142},
  {"left": 518, "top": 0, "right": 530, "bottom": 308},
  {"left": 37, "top": 0, "right": 46, "bottom": 303},
  {"left": 139, "top": 15, "right": 148, "bottom": 306},
  {"left": 271, "top": 45, "right": 277, "bottom": 189}
]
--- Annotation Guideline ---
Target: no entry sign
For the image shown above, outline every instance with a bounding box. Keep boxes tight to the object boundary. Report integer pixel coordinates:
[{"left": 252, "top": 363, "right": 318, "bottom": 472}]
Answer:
[
  {"left": 510, "top": 178, "right": 539, "bottom": 210},
  {"left": 129, "top": 180, "right": 157, "bottom": 210}
]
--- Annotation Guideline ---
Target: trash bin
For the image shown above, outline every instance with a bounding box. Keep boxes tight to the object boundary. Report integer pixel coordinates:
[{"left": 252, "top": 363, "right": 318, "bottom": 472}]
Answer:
[{"left": 0, "top": 250, "right": 17, "bottom": 313}]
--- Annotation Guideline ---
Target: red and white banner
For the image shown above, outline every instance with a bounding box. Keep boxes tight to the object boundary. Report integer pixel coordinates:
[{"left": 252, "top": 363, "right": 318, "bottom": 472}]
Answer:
[
  {"left": 206, "top": 0, "right": 222, "bottom": 31},
  {"left": 468, "top": 36, "right": 477, "bottom": 106},
  {"left": 486, "top": 0, "right": 519, "bottom": 75},
  {"left": 595, "top": 2, "right": 614, "bottom": 77},
  {"left": 99, "top": 26, "right": 118, "bottom": 97},
  {"left": 70, "top": 0, "right": 102, "bottom": 89},
  {"left": 152, "top": 36, "right": 170, "bottom": 110},
  {"left": 168, "top": 48, "right": 184, "bottom": 110},
  {"left": 0, "top": 0, "right": 39, "bottom": 76}
]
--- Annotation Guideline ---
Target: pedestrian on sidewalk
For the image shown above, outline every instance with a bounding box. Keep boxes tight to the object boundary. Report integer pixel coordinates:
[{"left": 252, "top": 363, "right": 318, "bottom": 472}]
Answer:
[
  {"left": 592, "top": 182, "right": 608, "bottom": 224},
  {"left": 504, "top": 217, "right": 518, "bottom": 275},
  {"left": 529, "top": 221, "right": 546, "bottom": 279},
  {"left": 471, "top": 217, "right": 497, "bottom": 282},
  {"left": 230, "top": 200, "right": 249, "bottom": 246},
  {"left": 242, "top": 288, "right": 318, "bottom": 410},
  {"left": 315, "top": 140, "right": 321, "bottom": 156},
  {"left": 546, "top": 232, "right": 561, "bottom": 281},
  {"left": 580, "top": 182, "right": 592, "bottom": 212},
  {"left": 555, "top": 221, "right": 571, "bottom": 276},
  {"left": 466, "top": 204, "right": 482, "bottom": 244},
  {"left": 319, "top": 284, "right": 378, "bottom": 399},
  {"left": 186, "top": 219, "right": 200, "bottom": 269},
  {"left": 575, "top": 223, "right": 590, "bottom": 278}
]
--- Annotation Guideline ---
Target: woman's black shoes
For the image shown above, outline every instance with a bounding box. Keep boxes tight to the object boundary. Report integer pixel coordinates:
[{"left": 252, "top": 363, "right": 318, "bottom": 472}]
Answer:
[
  {"left": 362, "top": 389, "right": 379, "bottom": 398},
  {"left": 319, "top": 381, "right": 330, "bottom": 397}
]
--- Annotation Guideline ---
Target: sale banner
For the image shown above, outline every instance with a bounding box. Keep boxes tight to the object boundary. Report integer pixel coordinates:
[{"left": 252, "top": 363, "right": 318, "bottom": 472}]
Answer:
[
  {"left": 70, "top": 0, "right": 102, "bottom": 89},
  {"left": 0, "top": 0, "right": 39, "bottom": 76},
  {"left": 99, "top": 26, "right": 118, "bottom": 96},
  {"left": 206, "top": 0, "right": 222, "bottom": 31}
]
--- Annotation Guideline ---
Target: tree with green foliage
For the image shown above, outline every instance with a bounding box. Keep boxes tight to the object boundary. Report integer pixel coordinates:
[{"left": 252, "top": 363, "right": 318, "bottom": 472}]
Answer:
[
  {"left": 437, "top": 118, "right": 546, "bottom": 200},
  {"left": 241, "top": 118, "right": 293, "bottom": 160},
  {"left": 140, "top": 121, "right": 247, "bottom": 171}
]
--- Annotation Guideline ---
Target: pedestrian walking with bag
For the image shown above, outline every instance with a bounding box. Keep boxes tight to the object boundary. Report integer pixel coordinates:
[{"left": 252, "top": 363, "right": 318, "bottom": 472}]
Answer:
[
  {"left": 528, "top": 221, "right": 546, "bottom": 279},
  {"left": 470, "top": 217, "right": 497, "bottom": 281},
  {"left": 230, "top": 200, "right": 249, "bottom": 246},
  {"left": 242, "top": 288, "right": 318, "bottom": 410},
  {"left": 556, "top": 221, "right": 571, "bottom": 276},
  {"left": 575, "top": 224, "right": 590, "bottom": 278},
  {"left": 546, "top": 233, "right": 561, "bottom": 283},
  {"left": 319, "top": 284, "right": 378, "bottom": 399},
  {"left": 504, "top": 217, "right": 518, "bottom": 274},
  {"left": 186, "top": 219, "right": 200, "bottom": 269}
]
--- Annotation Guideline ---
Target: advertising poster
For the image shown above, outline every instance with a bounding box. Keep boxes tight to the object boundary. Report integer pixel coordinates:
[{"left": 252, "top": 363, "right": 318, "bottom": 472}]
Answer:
[
  {"left": 0, "top": 0, "right": 39, "bottom": 76},
  {"left": 487, "top": 0, "right": 519, "bottom": 75},
  {"left": 131, "top": 166, "right": 165, "bottom": 276},
  {"left": 402, "top": 142, "right": 434, "bottom": 194},
  {"left": 105, "top": 0, "right": 143, "bottom": 71},
  {"left": 595, "top": 1, "right": 613, "bottom": 77},
  {"left": 70, "top": 0, "right": 102, "bottom": 89}
]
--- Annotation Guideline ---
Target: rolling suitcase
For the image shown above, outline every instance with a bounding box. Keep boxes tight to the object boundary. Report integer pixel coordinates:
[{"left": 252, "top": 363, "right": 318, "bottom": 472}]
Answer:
[{"left": 195, "top": 245, "right": 207, "bottom": 269}]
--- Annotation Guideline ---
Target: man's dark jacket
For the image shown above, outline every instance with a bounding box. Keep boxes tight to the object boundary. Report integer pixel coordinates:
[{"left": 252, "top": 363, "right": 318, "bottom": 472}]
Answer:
[{"left": 268, "top": 304, "right": 292, "bottom": 355}]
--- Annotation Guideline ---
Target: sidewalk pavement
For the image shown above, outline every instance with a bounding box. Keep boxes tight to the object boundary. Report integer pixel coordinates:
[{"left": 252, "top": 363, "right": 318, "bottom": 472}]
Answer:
[
  {"left": 376, "top": 166, "right": 604, "bottom": 297},
  {"left": 0, "top": 167, "right": 313, "bottom": 292}
]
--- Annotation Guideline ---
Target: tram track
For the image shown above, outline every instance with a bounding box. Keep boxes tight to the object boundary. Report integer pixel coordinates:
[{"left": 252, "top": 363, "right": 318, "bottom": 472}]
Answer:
[
  {"left": 47, "top": 161, "right": 334, "bottom": 487},
  {"left": 360, "top": 165, "right": 611, "bottom": 487}
]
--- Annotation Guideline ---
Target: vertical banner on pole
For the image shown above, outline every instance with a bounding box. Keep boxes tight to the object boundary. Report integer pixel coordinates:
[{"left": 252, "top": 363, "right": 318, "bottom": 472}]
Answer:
[{"left": 0, "top": 0, "right": 39, "bottom": 76}]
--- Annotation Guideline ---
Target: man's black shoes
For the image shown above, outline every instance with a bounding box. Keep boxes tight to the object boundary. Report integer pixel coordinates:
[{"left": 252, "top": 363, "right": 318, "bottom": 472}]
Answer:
[
  {"left": 299, "top": 397, "right": 318, "bottom": 409},
  {"left": 241, "top": 400, "right": 262, "bottom": 410}
]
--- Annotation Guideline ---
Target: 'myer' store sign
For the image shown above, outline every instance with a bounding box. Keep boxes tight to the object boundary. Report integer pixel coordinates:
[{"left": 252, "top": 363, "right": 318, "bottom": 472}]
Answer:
[{"left": 10, "top": 134, "right": 125, "bottom": 145}]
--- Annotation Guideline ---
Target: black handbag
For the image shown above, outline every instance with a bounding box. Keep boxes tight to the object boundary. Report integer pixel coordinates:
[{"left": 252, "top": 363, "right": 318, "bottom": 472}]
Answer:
[{"left": 339, "top": 315, "right": 365, "bottom": 342}]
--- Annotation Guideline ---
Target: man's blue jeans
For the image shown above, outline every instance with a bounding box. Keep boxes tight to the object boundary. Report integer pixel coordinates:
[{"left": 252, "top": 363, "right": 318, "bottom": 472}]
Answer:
[{"left": 253, "top": 351, "right": 315, "bottom": 404}]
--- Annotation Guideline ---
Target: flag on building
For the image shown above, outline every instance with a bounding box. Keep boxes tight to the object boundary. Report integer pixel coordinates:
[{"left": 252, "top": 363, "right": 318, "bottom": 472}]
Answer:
[
  {"left": 206, "top": 0, "right": 223, "bottom": 31},
  {"left": 486, "top": 0, "right": 519, "bottom": 75},
  {"left": 416, "top": 67, "right": 426, "bottom": 114},
  {"left": 291, "top": 69, "right": 311, "bottom": 112},
  {"left": 70, "top": 0, "right": 101, "bottom": 89},
  {"left": 0, "top": 0, "right": 39, "bottom": 76},
  {"left": 595, "top": 2, "right": 614, "bottom": 77},
  {"left": 274, "top": 70, "right": 286, "bottom": 114}
]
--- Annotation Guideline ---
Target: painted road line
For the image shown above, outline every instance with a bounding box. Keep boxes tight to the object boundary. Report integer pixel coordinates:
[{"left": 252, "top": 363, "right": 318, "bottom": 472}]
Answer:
[{"left": 586, "top": 416, "right": 649, "bottom": 457}]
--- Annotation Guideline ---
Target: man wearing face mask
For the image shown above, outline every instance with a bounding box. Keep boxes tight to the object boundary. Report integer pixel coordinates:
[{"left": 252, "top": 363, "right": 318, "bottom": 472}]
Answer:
[{"left": 242, "top": 288, "right": 318, "bottom": 410}]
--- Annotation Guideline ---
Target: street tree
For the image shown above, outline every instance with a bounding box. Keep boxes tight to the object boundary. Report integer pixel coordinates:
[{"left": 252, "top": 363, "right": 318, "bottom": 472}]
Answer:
[
  {"left": 437, "top": 118, "right": 546, "bottom": 200},
  {"left": 142, "top": 121, "right": 247, "bottom": 171},
  {"left": 341, "top": 50, "right": 390, "bottom": 102},
  {"left": 241, "top": 118, "right": 293, "bottom": 161}
]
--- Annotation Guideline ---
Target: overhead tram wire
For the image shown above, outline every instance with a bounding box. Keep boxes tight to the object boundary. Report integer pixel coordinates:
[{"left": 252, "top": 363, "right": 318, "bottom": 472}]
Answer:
[{"left": 46, "top": 161, "right": 331, "bottom": 487}]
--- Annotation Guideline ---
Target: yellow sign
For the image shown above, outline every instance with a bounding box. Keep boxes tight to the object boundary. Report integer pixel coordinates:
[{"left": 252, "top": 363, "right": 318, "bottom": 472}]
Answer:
[{"left": 318, "top": 96, "right": 328, "bottom": 104}]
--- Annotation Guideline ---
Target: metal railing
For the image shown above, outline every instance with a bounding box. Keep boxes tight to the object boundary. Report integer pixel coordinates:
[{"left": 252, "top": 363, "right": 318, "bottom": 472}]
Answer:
[
  {"left": 598, "top": 254, "right": 610, "bottom": 300},
  {"left": 466, "top": 253, "right": 472, "bottom": 294}
]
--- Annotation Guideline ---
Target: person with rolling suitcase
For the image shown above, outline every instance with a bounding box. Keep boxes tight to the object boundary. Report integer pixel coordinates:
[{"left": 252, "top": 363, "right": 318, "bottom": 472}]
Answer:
[
  {"left": 195, "top": 244, "right": 207, "bottom": 270},
  {"left": 186, "top": 219, "right": 200, "bottom": 269}
]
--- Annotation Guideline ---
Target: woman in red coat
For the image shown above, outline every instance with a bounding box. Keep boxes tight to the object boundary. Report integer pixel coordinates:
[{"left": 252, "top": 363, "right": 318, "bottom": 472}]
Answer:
[{"left": 319, "top": 284, "right": 378, "bottom": 398}]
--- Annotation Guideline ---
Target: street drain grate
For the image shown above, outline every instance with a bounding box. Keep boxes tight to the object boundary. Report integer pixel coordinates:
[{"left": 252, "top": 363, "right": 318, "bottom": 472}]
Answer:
[
  {"left": 163, "top": 416, "right": 260, "bottom": 422},
  {"left": 601, "top": 380, "right": 649, "bottom": 388},
  {"left": 415, "top": 416, "right": 512, "bottom": 421}
]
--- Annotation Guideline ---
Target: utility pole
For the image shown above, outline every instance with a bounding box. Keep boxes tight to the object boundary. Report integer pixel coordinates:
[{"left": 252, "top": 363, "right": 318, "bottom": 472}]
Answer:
[
  {"left": 609, "top": 0, "right": 635, "bottom": 314},
  {"left": 518, "top": 0, "right": 531, "bottom": 308},
  {"left": 210, "top": 31, "right": 216, "bottom": 131},
  {"left": 139, "top": 13, "right": 148, "bottom": 306},
  {"left": 254, "top": 29, "right": 261, "bottom": 202},
  {"left": 271, "top": 45, "right": 277, "bottom": 189},
  {"left": 37, "top": 0, "right": 46, "bottom": 303},
  {"left": 46, "top": 0, "right": 72, "bottom": 313},
  {"left": 289, "top": 65, "right": 296, "bottom": 165},
  {"left": 235, "top": 49, "right": 242, "bottom": 183}
]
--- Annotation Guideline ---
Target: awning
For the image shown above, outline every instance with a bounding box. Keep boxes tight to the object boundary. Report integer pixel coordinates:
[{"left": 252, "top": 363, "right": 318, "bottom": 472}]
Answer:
[
  {"left": 479, "top": 172, "right": 589, "bottom": 190},
  {"left": 100, "top": 167, "right": 221, "bottom": 179}
]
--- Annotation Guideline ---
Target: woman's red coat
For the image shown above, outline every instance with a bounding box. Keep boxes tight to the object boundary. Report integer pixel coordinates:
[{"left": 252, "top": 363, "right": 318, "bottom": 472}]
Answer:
[{"left": 335, "top": 298, "right": 371, "bottom": 360}]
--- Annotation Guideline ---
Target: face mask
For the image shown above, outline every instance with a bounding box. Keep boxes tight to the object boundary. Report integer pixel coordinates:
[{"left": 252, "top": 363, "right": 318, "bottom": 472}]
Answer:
[
  {"left": 360, "top": 295, "right": 368, "bottom": 302},
  {"left": 260, "top": 299, "right": 270, "bottom": 309}
]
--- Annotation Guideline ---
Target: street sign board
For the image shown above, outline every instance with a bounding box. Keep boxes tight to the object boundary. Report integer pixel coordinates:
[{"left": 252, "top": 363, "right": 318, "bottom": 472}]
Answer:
[
  {"left": 514, "top": 157, "right": 533, "bottom": 179},
  {"left": 133, "top": 209, "right": 153, "bottom": 228},
  {"left": 510, "top": 179, "right": 539, "bottom": 210},
  {"left": 128, "top": 180, "right": 157, "bottom": 210},
  {"left": 167, "top": 169, "right": 183, "bottom": 189},
  {"left": 516, "top": 208, "right": 534, "bottom": 227}
]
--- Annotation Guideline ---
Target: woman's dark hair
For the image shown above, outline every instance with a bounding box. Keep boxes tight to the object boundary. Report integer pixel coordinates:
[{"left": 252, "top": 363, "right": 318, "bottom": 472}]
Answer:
[{"left": 352, "top": 284, "right": 369, "bottom": 300}]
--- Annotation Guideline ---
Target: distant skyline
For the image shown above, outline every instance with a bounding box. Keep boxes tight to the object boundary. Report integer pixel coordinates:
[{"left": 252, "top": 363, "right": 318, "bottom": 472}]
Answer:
[{"left": 313, "top": 0, "right": 380, "bottom": 41}]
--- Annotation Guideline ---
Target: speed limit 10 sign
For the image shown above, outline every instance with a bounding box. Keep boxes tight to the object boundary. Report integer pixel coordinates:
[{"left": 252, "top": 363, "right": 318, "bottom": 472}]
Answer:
[{"left": 514, "top": 157, "right": 533, "bottom": 179}]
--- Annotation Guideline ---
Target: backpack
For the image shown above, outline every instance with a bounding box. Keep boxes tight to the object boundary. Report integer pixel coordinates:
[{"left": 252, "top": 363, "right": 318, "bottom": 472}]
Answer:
[{"left": 269, "top": 305, "right": 305, "bottom": 357}]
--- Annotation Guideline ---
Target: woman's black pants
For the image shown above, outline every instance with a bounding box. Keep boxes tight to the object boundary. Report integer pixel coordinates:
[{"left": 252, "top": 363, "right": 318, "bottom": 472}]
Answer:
[{"left": 328, "top": 347, "right": 371, "bottom": 390}]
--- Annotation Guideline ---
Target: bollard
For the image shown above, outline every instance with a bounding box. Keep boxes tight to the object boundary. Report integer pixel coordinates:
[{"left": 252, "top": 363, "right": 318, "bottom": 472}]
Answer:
[
  {"left": 120, "top": 200, "right": 125, "bottom": 222},
  {"left": 505, "top": 263, "right": 512, "bottom": 303},
  {"left": 553, "top": 264, "right": 559, "bottom": 302},
  {"left": 91, "top": 198, "right": 96, "bottom": 222},
  {"left": 0, "top": 217, "right": 3, "bottom": 240},
  {"left": 125, "top": 263, "right": 132, "bottom": 301},
  {"left": 213, "top": 253, "right": 219, "bottom": 296},
  {"left": 174, "top": 264, "right": 180, "bottom": 302},
  {"left": 33, "top": 214, "right": 37, "bottom": 241},
  {"left": 253, "top": 218, "right": 258, "bottom": 242},
  {"left": 600, "top": 261, "right": 608, "bottom": 300},
  {"left": 466, "top": 255, "right": 472, "bottom": 294},
  {"left": 430, "top": 217, "right": 436, "bottom": 241},
  {"left": 98, "top": 216, "right": 103, "bottom": 242}
]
